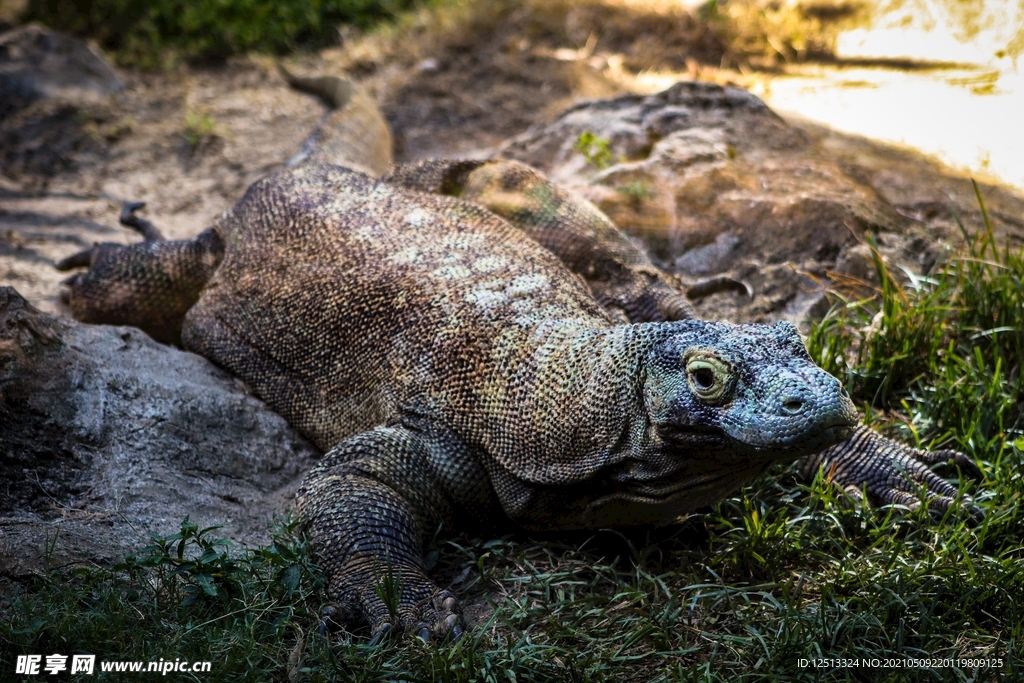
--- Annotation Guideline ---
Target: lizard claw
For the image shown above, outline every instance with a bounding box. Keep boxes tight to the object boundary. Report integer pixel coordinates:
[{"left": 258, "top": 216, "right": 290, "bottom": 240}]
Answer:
[
  {"left": 332, "top": 569, "right": 465, "bottom": 643},
  {"left": 914, "top": 448, "right": 984, "bottom": 481},
  {"left": 316, "top": 604, "right": 342, "bottom": 637},
  {"left": 56, "top": 203, "right": 164, "bottom": 274},
  {"left": 803, "top": 425, "right": 984, "bottom": 524},
  {"left": 967, "top": 504, "right": 986, "bottom": 525},
  {"left": 119, "top": 201, "right": 165, "bottom": 242},
  {"left": 368, "top": 622, "right": 394, "bottom": 647}
]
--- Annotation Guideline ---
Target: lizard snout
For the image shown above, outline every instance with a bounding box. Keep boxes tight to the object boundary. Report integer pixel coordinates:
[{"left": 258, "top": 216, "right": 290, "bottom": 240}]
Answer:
[{"left": 726, "top": 366, "right": 859, "bottom": 456}]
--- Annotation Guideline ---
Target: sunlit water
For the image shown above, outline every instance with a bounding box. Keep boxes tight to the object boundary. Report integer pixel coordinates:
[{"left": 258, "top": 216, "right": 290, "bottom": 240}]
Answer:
[
  {"left": 755, "top": 66, "right": 1023, "bottom": 191},
  {"left": 755, "top": 0, "right": 1024, "bottom": 193}
]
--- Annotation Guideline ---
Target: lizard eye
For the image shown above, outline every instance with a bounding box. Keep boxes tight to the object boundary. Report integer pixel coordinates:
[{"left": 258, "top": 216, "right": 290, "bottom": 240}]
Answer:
[
  {"left": 685, "top": 353, "right": 731, "bottom": 403},
  {"left": 692, "top": 367, "right": 715, "bottom": 389}
]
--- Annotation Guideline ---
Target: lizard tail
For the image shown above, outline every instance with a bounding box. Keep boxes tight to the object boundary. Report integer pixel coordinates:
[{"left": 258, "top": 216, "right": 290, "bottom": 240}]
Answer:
[
  {"left": 279, "top": 63, "right": 393, "bottom": 177},
  {"left": 278, "top": 63, "right": 355, "bottom": 110}
]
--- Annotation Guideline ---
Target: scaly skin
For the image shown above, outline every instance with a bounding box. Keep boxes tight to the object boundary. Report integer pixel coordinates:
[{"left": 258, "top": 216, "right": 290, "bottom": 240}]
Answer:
[
  {"left": 384, "top": 159, "right": 695, "bottom": 323},
  {"left": 56, "top": 73, "right": 982, "bottom": 641}
]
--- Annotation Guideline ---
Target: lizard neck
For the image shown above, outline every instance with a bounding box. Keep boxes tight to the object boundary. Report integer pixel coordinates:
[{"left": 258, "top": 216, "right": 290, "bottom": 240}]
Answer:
[
  {"left": 479, "top": 319, "right": 666, "bottom": 487},
  {"left": 476, "top": 319, "right": 744, "bottom": 527}
]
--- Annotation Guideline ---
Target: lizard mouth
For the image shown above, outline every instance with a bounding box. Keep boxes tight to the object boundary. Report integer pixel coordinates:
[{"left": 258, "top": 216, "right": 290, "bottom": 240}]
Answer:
[
  {"left": 657, "top": 424, "right": 728, "bottom": 445},
  {"left": 659, "top": 418, "right": 856, "bottom": 458}
]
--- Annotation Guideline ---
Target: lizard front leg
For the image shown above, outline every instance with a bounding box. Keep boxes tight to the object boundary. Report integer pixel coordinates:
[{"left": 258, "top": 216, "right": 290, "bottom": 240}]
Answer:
[
  {"left": 801, "top": 425, "right": 984, "bottom": 519},
  {"left": 296, "top": 423, "right": 495, "bottom": 642}
]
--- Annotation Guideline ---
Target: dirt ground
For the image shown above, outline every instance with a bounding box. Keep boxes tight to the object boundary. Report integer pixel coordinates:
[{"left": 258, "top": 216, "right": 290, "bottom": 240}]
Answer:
[{"left": 2, "top": 0, "right": 1023, "bottom": 323}]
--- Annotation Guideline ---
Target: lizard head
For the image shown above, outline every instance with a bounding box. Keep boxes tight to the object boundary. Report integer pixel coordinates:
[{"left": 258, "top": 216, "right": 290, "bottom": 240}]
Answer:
[
  {"left": 557, "top": 319, "right": 861, "bottom": 527},
  {"left": 642, "top": 319, "right": 858, "bottom": 460}
]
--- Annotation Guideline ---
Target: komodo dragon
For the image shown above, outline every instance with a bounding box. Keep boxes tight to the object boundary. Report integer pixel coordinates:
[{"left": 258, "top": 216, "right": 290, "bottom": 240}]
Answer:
[{"left": 55, "top": 71, "right": 982, "bottom": 641}]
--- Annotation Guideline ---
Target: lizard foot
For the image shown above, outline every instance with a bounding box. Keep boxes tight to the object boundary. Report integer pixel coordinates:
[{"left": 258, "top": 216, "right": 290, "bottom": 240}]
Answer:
[
  {"left": 53, "top": 202, "right": 222, "bottom": 344},
  {"left": 55, "top": 201, "right": 165, "bottom": 274},
  {"left": 326, "top": 570, "right": 464, "bottom": 644},
  {"left": 803, "top": 425, "right": 985, "bottom": 523},
  {"left": 297, "top": 425, "right": 477, "bottom": 644}
]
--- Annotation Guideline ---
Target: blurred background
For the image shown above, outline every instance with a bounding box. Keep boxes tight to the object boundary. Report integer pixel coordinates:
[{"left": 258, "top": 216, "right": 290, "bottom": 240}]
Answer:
[
  {"left": 3, "top": 0, "right": 1021, "bottom": 191},
  {"left": 4, "top": 0, "right": 1022, "bottom": 316}
]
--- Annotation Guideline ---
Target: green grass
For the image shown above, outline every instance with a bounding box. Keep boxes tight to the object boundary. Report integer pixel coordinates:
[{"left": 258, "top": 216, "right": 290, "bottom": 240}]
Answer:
[
  {"left": 21, "top": 0, "right": 422, "bottom": 67},
  {"left": 181, "top": 107, "right": 220, "bottom": 150},
  {"left": 574, "top": 131, "right": 619, "bottom": 171},
  {"left": 2, "top": 187, "right": 1022, "bottom": 681},
  {"left": 806, "top": 184, "right": 1023, "bottom": 466}
]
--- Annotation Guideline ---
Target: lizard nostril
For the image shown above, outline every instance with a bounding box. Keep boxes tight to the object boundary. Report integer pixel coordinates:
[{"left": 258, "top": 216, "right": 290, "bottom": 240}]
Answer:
[{"left": 782, "top": 398, "right": 805, "bottom": 415}]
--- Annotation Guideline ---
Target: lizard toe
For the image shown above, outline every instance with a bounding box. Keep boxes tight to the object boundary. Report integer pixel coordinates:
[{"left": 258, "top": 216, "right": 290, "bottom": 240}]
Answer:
[
  {"left": 841, "top": 484, "right": 866, "bottom": 503},
  {"left": 368, "top": 622, "right": 395, "bottom": 647},
  {"left": 316, "top": 603, "right": 342, "bottom": 636},
  {"left": 924, "top": 493, "right": 984, "bottom": 526},
  {"left": 884, "top": 489, "right": 923, "bottom": 510},
  {"left": 917, "top": 448, "right": 984, "bottom": 481},
  {"left": 401, "top": 589, "right": 463, "bottom": 643},
  {"left": 56, "top": 247, "right": 99, "bottom": 271},
  {"left": 440, "top": 613, "right": 462, "bottom": 641}
]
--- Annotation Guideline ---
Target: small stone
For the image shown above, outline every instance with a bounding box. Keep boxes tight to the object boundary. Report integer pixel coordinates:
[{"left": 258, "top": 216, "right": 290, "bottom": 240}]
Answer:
[{"left": 417, "top": 58, "right": 440, "bottom": 73}]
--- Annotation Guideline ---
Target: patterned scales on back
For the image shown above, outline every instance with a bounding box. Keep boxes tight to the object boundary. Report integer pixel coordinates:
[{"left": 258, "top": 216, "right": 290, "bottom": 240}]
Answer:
[
  {"left": 56, "top": 75, "right": 983, "bottom": 642},
  {"left": 186, "top": 164, "right": 611, "bottom": 454}
]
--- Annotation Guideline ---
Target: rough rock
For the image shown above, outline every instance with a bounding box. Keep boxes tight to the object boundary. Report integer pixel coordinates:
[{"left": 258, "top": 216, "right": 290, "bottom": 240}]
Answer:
[
  {"left": 0, "top": 24, "right": 121, "bottom": 103},
  {"left": 499, "top": 81, "right": 944, "bottom": 325},
  {"left": 0, "top": 287, "right": 318, "bottom": 576},
  {"left": 0, "top": 25, "right": 125, "bottom": 183}
]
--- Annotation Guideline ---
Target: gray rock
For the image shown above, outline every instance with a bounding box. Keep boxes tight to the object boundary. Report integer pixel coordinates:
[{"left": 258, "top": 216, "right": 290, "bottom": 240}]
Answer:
[
  {"left": 500, "top": 80, "right": 791, "bottom": 181},
  {"left": 0, "top": 24, "right": 121, "bottom": 104},
  {"left": 0, "top": 287, "right": 318, "bottom": 576},
  {"left": 0, "top": 25, "right": 125, "bottom": 183},
  {"left": 499, "top": 80, "right": 915, "bottom": 324}
]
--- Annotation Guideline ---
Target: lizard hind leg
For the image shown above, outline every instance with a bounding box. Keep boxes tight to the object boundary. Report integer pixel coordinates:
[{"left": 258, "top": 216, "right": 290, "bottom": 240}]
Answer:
[{"left": 56, "top": 202, "right": 223, "bottom": 345}]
